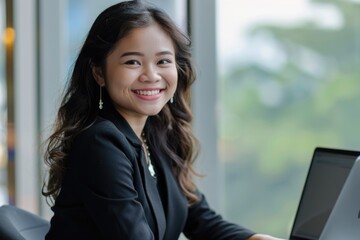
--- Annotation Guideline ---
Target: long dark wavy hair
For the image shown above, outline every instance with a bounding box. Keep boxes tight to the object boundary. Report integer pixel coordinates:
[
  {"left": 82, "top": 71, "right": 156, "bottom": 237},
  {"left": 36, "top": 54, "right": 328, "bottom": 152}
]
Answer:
[{"left": 42, "top": 1, "right": 200, "bottom": 205}]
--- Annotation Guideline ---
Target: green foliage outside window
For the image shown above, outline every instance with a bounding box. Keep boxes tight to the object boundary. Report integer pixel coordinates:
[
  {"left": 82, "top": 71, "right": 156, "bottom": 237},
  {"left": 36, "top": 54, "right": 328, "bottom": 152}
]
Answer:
[{"left": 219, "top": 0, "right": 360, "bottom": 237}]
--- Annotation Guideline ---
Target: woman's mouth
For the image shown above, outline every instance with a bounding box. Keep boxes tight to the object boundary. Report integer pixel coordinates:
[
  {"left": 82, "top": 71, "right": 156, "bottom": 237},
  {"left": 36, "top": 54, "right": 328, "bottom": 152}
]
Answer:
[
  {"left": 132, "top": 88, "right": 164, "bottom": 101},
  {"left": 134, "top": 89, "right": 161, "bottom": 96}
]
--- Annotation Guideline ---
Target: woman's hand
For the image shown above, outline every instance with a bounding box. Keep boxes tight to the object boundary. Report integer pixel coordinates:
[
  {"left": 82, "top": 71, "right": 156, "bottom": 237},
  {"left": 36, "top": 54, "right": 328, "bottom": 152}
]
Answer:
[{"left": 248, "top": 233, "right": 286, "bottom": 240}]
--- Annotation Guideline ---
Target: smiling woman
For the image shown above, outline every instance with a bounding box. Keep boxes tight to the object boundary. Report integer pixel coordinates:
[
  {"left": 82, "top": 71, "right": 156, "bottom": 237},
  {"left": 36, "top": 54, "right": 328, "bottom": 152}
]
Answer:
[{"left": 41, "top": 1, "right": 283, "bottom": 239}]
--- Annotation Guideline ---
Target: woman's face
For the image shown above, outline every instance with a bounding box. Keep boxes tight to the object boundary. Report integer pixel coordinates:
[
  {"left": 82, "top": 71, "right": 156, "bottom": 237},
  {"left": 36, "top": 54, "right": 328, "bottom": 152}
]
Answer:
[{"left": 93, "top": 22, "right": 178, "bottom": 124}]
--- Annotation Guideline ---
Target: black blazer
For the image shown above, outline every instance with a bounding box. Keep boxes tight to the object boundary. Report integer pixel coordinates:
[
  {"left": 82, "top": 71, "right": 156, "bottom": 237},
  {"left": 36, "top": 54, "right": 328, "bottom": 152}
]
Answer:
[{"left": 46, "top": 105, "right": 255, "bottom": 240}]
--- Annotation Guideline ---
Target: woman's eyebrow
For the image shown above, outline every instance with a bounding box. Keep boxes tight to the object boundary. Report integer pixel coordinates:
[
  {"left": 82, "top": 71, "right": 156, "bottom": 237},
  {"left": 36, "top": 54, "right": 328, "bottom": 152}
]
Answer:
[
  {"left": 156, "top": 50, "right": 174, "bottom": 56},
  {"left": 120, "top": 51, "right": 144, "bottom": 57},
  {"left": 120, "top": 51, "right": 174, "bottom": 57}
]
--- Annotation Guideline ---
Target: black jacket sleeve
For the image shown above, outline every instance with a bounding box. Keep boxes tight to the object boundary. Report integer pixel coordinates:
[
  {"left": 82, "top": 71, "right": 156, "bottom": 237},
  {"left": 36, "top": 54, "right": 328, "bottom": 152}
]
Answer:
[{"left": 183, "top": 190, "right": 256, "bottom": 240}]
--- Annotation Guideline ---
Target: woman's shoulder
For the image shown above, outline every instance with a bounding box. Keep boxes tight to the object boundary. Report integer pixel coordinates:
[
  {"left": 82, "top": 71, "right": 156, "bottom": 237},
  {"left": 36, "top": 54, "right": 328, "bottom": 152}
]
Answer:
[
  {"left": 91, "top": 116, "right": 118, "bottom": 131},
  {"left": 71, "top": 116, "right": 138, "bottom": 160},
  {"left": 76, "top": 116, "right": 127, "bottom": 145}
]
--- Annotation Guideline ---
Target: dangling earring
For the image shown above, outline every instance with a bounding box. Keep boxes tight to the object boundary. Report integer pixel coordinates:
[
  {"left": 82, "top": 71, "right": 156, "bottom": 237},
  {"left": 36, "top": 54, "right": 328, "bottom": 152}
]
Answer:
[
  {"left": 170, "top": 96, "right": 174, "bottom": 104},
  {"left": 99, "top": 86, "right": 103, "bottom": 110}
]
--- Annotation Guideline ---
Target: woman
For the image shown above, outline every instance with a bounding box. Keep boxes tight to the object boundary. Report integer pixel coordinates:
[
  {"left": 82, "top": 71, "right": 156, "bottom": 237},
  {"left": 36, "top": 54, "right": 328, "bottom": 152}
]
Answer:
[{"left": 43, "top": 1, "right": 282, "bottom": 239}]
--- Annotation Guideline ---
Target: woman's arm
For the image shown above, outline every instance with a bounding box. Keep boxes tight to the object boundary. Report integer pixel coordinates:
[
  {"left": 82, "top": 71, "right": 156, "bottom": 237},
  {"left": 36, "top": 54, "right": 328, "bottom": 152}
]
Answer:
[
  {"left": 183, "top": 191, "right": 256, "bottom": 240},
  {"left": 183, "top": 190, "right": 285, "bottom": 240}
]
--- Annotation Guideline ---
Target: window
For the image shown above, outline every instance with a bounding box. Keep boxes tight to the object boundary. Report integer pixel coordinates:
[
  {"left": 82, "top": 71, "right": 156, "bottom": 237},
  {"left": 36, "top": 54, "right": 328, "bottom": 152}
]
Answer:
[{"left": 217, "top": 0, "right": 360, "bottom": 237}]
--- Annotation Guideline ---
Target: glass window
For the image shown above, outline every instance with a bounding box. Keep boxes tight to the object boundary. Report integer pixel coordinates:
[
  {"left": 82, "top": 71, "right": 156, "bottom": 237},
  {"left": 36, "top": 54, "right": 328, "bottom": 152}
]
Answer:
[
  {"left": 217, "top": 0, "right": 360, "bottom": 237},
  {"left": 0, "top": 0, "right": 8, "bottom": 205}
]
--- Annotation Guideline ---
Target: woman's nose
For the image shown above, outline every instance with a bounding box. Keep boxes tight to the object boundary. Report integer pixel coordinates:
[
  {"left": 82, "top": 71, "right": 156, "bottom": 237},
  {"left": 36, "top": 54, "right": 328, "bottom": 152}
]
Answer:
[{"left": 139, "top": 65, "right": 161, "bottom": 82}]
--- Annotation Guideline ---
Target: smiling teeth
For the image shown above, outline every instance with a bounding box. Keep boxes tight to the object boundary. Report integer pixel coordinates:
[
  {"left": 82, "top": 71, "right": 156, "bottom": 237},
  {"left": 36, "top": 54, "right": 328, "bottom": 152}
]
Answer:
[{"left": 136, "top": 90, "right": 160, "bottom": 96}]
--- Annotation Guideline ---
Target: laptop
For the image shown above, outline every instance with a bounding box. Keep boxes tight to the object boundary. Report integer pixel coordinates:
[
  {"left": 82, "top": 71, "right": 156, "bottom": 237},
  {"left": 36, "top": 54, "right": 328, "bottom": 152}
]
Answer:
[
  {"left": 289, "top": 147, "right": 360, "bottom": 240},
  {"left": 319, "top": 155, "right": 360, "bottom": 240}
]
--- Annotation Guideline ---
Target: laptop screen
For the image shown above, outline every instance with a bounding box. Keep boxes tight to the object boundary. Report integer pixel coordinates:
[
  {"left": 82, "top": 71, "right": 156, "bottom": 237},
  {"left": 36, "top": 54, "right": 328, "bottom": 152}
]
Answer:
[
  {"left": 319, "top": 156, "right": 360, "bottom": 240},
  {"left": 290, "top": 147, "right": 360, "bottom": 240}
]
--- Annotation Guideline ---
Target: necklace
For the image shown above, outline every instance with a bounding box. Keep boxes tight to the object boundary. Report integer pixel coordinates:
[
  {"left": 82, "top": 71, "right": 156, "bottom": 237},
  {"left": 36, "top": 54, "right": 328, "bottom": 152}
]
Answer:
[{"left": 141, "top": 132, "right": 156, "bottom": 178}]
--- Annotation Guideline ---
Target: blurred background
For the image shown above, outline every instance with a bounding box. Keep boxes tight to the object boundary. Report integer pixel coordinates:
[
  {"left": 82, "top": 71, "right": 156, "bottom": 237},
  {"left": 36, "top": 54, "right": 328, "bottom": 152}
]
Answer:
[{"left": 1, "top": 0, "right": 360, "bottom": 238}]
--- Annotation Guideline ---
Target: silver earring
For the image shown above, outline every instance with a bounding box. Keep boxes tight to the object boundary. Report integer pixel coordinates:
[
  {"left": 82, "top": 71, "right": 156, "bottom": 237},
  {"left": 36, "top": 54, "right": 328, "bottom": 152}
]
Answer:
[
  {"left": 170, "top": 96, "right": 174, "bottom": 104},
  {"left": 99, "top": 86, "right": 103, "bottom": 110}
]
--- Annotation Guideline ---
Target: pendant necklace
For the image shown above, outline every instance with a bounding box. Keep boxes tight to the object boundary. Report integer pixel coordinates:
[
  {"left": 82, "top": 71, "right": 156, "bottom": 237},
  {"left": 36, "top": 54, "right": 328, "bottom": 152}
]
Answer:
[{"left": 141, "top": 132, "right": 156, "bottom": 178}]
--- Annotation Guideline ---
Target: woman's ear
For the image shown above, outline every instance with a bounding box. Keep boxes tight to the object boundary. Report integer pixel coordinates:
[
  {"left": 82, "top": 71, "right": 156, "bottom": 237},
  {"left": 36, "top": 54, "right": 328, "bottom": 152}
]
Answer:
[{"left": 92, "top": 66, "right": 105, "bottom": 86}]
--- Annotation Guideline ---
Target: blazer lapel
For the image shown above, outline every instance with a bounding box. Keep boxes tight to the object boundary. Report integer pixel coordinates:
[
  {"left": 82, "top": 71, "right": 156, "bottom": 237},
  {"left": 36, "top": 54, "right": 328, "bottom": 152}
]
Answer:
[
  {"left": 154, "top": 149, "right": 188, "bottom": 240},
  {"left": 138, "top": 148, "right": 166, "bottom": 240}
]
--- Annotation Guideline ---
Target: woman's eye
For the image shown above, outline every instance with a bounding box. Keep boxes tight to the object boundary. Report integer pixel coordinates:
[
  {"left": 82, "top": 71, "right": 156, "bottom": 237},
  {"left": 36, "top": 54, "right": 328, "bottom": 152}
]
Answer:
[
  {"left": 125, "top": 60, "right": 140, "bottom": 65},
  {"left": 158, "top": 59, "right": 172, "bottom": 65}
]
